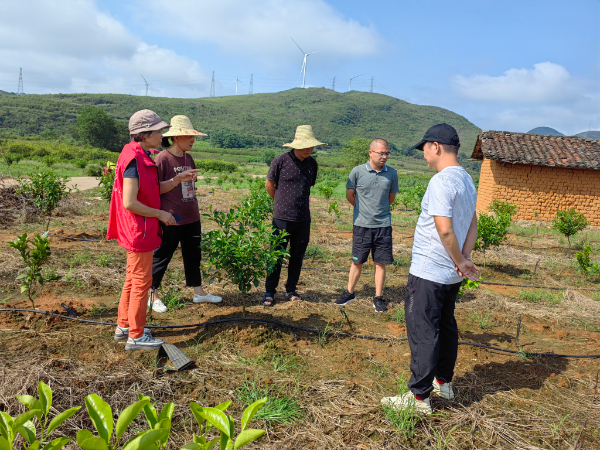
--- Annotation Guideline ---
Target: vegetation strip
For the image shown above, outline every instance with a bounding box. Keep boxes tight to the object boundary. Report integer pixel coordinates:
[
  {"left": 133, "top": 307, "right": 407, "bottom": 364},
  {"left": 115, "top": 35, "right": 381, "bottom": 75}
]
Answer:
[{"left": 2, "top": 309, "right": 599, "bottom": 359}]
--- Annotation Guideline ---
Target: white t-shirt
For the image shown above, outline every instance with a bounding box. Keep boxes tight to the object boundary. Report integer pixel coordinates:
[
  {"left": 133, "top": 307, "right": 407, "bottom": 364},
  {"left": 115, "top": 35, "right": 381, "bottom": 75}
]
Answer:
[{"left": 409, "top": 166, "right": 477, "bottom": 285}]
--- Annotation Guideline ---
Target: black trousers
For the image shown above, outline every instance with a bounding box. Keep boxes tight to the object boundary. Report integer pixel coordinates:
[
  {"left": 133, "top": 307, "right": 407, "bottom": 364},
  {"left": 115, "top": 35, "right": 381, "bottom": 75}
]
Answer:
[
  {"left": 405, "top": 273, "right": 462, "bottom": 397},
  {"left": 152, "top": 221, "right": 202, "bottom": 289},
  {"left": 264, "top": 219, "right": 311, "bottom": 295}
]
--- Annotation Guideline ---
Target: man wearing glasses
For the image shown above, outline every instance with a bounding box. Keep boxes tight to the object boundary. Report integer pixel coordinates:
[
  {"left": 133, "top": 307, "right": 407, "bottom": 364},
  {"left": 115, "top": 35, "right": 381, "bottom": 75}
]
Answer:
[{"left": 335, "top": 138, "right": 399, "bottom": 312}]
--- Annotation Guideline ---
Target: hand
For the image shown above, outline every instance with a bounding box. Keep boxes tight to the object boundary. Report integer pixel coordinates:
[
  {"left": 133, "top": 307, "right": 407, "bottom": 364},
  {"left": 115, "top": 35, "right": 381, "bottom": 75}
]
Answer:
[
  {"left": 177, "top": 169, "right": 201, "bottom": 183},
  {"left": 456, "top": 257, "right": 480, "bottom": 281},
  {"left": 158, "top": 210, "right": 176, "bottom": 226}
]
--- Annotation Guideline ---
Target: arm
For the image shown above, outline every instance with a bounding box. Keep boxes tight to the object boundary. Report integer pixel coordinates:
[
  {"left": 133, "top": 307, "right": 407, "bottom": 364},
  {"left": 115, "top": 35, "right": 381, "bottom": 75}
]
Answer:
[
  {"left": 159, "top": 169, "right": 201, "bottom": 194},
  {"left": 265, "top": 179, "right": 276, "bottom": 200},
  {"left": 389, "top": 193, "right": 396, "bottom": 205},
  {"left": 461, "top": 212, "right": 478, "bottom": 257},
  {"left": 434, "top": 216, "right": 479, "bottom": 281},
  {"left": 123, "top": 178, "right": 176, "bottom": 225},
  {"left": 346, "top": 188, "right": 356, "bottom": 206}
]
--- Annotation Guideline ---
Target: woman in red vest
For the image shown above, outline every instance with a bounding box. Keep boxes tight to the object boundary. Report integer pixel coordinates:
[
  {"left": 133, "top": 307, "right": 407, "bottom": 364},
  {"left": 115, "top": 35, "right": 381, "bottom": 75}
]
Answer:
[{"left": 107, "top": 109, "right": 200, "bottom": 351}]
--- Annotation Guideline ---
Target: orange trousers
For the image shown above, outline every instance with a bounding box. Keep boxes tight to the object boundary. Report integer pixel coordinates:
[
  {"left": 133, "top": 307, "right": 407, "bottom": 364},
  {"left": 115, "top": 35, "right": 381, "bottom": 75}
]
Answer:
[{"left": 117, "top": 250, "right": 153, "bottom": 339}]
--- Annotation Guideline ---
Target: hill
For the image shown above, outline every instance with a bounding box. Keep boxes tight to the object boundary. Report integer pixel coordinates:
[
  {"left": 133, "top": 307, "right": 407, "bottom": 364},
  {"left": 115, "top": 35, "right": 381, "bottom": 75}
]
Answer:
[
  {"left": 0, "top": 88, "right": 480, "bottom": 156},
  {"left": 575, "top": 130, "right": 600, "bottom": 139},
  {"left": 527, "top": 126, "right": 563, "bottom": 136}
]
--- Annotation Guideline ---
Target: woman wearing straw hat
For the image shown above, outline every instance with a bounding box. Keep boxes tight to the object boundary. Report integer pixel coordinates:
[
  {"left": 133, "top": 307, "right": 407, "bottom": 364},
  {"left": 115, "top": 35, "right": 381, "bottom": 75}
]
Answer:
[
  {"left": 262, "top": 125, "right": 325, "bottom": 306},
  {"left": 148, "top": 115, "right": 222, "bottom": 313}
]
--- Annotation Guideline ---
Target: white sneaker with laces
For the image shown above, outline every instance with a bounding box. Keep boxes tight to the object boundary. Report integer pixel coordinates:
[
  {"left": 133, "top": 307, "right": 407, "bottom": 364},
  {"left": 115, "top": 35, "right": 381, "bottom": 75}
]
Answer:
[
  {"left": 148, "top": 290, "right": 168, "bottom": 313},
  {"left": 193, "top": 293, "right": 222, "bottom": 303},
  {"left": 432, "top": 378, "right": 455, "bottom": 400},
  {"left": 124, "top": 334, "right": 164, "bottom": 351},
  {"left": 380, "top": 392, "right": 432, "bottom": 415},
  {"left": 114, "top": 326, "right": 152, "bottom": 341}
]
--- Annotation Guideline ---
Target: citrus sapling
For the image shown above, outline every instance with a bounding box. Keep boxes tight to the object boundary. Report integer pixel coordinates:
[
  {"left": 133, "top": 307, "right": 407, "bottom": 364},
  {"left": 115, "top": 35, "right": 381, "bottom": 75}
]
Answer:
[
  {"left": 552, "top": 208, "right": 588, "bottom": 248},
  {"left": 8, "top": 232, "right": 51, "bottom": 309}
]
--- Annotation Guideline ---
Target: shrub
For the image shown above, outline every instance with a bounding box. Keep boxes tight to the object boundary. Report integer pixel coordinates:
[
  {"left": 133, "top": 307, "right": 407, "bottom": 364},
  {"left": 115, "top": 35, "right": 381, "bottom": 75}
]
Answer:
[
  {"left": 474, "top": 200, "right": 517, "bottom": 267},
  {"left": 575, "top": 243, "right": 600, "bottom": 278},
  {"left": 263, "top": 149, "right": 276, "bottom": 166},
  {"left": 85, "top": 163, "right": 103, "bottom": 177},
  {"left": 552, "top": 208, "right": 588, "bottom": 248},
  {"left": 99, "top": 168, "right": 115, "bottom": 201},
  {"left": 396, "top": 184, "right": 427, "bottom": 213},
  {"left": 74, "top": 106, "right": 129, "bottom": 152},
  {"left": 316, "top": 184, "right": 335, "bottom": 200},
  {"left": 194, "top": 159, "right": 238, "bottom": 172},
  {"left": 17, "top": 171, "right": 73, "bottom": 230},
  {"left": 8, "top": 232, "right": 51, "bottom": 309},
  {"left": 342, "top": 138, "right": 371, "bottom": 170}
]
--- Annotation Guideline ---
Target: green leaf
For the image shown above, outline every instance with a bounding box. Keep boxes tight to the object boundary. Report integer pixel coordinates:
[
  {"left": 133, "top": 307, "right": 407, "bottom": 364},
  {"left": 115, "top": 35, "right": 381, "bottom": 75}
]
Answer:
[
  {"left": 41, "top": 437, "right": 71, "bottom": 450},
  {"left": 76, "top": 429, "right": 94, "bottom": 446},
  {"left": 17, "top": 420, "right": 36, "bottom": 444},
  {"left": 156, "top": 403, "right": 174, "bottom": 422},
  {"left": 206, "top": 438, "right": 219, "bottom": 450},
  {"left": 240, "top": 398, "right": 267, "bottom": 432},
  {"left": 26, "top": 440, "right": 40, "bottom": 450},
  {"left": 0, "top": 412, "right": 11, "bottom": 441},
  {"left": 121, "top": 429, "right": 167, "bottom": 450},
  {"left": 139, "top": 397, "right": 157, "bottom": 430},
  {"left": 0, "top": 437, "right": 11, "bottom": 450},
  {"left": 115, "top": 397, "right": 150, "bottom": 445},
  {"left": 233, "top": 430, "right": 266, "bottom": 449},
  {"left": 16, "top": 396, "right": 42, "bottom": 417},
  {"left": 196, "top": 408, "right": 230, "bottom": 438},
  {"left": 219, "top": 433, "right": 228, "bottom": 450},
  {"left": 46, "top": 406, "right": 81, "bottom": 438},
  {"left": 14, "top": 411, "right": 41, "bottom": 434},
  {"left": 189, "top": 403, "right": 204, "bottom": 429},
  {"left": 181, "top": 444, "right": 205, "bottom": 450},
  {"left": 78, "top": 437, "right": 109, "bottom": 450},
  {"left": 38, "top": 382, "right": 52, "bottom": 417},
  {"left": 213, "top": 402, "right": 231, "bottom": 413},
  {"left": 192, "top": 434, "right": 206, "bottom": 444},
  {"left": 84, "top": 394, "right": 113, "bottom": 444}
]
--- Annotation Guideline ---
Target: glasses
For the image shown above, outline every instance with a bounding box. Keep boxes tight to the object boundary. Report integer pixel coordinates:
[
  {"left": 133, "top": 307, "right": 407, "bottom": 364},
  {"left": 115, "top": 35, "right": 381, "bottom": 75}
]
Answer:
[{"left": 371, "top": 151, "right": 390, "bottom": 157}]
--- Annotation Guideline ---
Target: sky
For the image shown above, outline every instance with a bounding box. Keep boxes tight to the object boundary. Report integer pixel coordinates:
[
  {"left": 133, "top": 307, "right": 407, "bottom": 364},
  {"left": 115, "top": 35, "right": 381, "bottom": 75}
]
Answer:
[{"left": 0, "top": 0, "right": 598, "bottom": 135}]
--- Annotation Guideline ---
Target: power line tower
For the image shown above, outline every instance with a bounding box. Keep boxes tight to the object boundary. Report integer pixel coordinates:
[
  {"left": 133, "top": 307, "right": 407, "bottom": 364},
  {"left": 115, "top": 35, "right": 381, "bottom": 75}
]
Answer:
[
  {"left": 331, "top": 76, "right": 336, "bottom": 91},
  {"left": 249, "top": 74, "right": 253, "bottom": 94},
  {"left": 17, "top": 68, "right": 24, "bottom": 95},
  {"left": 369, "top": 77, "right": 374, "bottom": 93},
  {"left": 210, "top": 71, "right": 215, "bottom": 97}
]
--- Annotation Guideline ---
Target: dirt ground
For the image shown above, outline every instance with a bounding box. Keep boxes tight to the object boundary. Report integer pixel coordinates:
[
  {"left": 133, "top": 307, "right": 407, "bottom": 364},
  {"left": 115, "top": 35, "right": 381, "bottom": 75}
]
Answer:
[{"left": 0, "top": 185, "right": 599, "bottom": 449}]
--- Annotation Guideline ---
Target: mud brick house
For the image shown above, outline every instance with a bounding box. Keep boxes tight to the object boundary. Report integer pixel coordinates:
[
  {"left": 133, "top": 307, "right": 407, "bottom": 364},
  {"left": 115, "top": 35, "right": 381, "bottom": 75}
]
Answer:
[{"left": 471, "top": 131, "right": 600, "bottom": 225}]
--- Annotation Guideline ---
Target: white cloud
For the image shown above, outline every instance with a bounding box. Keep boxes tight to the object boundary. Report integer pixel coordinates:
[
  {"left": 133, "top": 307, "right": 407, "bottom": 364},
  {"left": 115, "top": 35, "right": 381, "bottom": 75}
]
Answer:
[
  {"left": 139, "top": 0, "right": 383, "bottom": 66},
  {"left": 0, "top": 0, "right": 208, "bottom": 96}
]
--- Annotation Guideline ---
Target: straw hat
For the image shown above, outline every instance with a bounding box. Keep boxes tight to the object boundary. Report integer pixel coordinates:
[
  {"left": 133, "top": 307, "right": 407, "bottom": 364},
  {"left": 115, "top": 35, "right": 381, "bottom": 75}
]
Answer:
[
  {"left": 162, "top": 115, "right": 207, "bottom": 137},
  {"left": 283, "top": 125, "right": 327, "bottom": 149}
]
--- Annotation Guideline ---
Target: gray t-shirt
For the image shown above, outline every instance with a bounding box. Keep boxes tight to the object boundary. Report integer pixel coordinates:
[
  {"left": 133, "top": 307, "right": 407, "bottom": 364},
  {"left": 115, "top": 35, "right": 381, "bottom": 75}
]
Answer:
[
  {"left": 409, "top": 166, "right": 477, "bottom": 285},
  {"left": 346, "top": 162, "right": 399, "bottom": 228}
]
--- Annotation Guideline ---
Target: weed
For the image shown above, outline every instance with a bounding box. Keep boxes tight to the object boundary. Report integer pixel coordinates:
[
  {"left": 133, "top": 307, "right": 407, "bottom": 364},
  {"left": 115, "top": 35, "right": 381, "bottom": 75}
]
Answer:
[
  {"left": 91, "top": 305, "right": 112, "bottom": 315},
  {"left": 97, "top": 252, "right": 113, "bottom": 268},
  {"left": 304, "top": 244, "right": 328, "bottom": 260},
  {"left": 271, "top": 354, "right": 299, "bottom": 372},
  {"left": 469, "top": 309, "right": 491, "bottom": 329},
  {"left": 382, "top": 373, "right": 421, "bottom": 438},
  {"left": 158, "top": 286, "right": 188, "bottom": 310},
  {"left": 316, "top": 321, "right": 331, "bottom": 347},
  {"left": 70, "top": 250, "right": 92, "bottom": 268},
  {"left": 369, "top": 359, "right": 391, "bottom": 377},
  {"left": 388, "top": 307, "right": 406, "bottom": 324},
  {"left": 392, "top": 255, "right": 411, "bottom": 267},
  {"left": 545, "top": 258, "right": 558, "bottom": 268},
  {"left": 518, "top": 290, "right": 561, "bottom": 305},
  {"left": 429, "top": 425, "right": 458, "bottom": 449},
  {"left": 592, "top": 293, "right": 600, "bottom": 302},
  {"left": 237, "top": 380, "right": 302, "bottom": 425},
  {"left": 551, "top": 414, "right": 571, "bottom": 438},
  {"left": 42, "top": 266, "right": 61, "bottom": 281}
]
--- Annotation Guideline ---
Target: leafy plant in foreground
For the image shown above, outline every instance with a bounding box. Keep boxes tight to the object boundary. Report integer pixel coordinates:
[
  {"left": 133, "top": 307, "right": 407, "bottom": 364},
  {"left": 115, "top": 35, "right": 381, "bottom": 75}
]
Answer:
[
  {"left": 8, "top": 232, "right": 51, "bottom": 309},
  {"left": 552, "top": 208, "right": 588, "bottom": 248},
  {"left": 99, "top": 168, "right": 115, "bottom": 202},
  {"left": 186, "top": 398, "right": 267, "bottom": 450},
  {"left": 138, "top": 395, "right": 174, "bottom": 450},
  {"left": 17, "top": 171, "right": 73, "bottom": 230},
  {"left": 575, "top": 243, "right": 600, "bottom": 278},
  {"left": 457, "top": 277, "right": 480, "bottom": 301},
  {"left": 13, "top": 381, "right": 82, "bottom": 450},
  {"left": 474, "top": 200, "right": 517, "bottom": 267}
]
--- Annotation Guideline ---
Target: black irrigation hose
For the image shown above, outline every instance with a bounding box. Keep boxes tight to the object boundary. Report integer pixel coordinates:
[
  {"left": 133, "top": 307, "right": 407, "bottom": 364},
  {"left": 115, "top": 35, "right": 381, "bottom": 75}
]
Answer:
[{"left": 1, "top": 308, "right": 599, "bottom": 359}]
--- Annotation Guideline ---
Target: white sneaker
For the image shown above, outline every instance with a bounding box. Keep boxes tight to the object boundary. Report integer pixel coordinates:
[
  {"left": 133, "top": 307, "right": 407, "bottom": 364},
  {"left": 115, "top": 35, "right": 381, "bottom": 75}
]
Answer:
[
  {"left": 114, "top": 326, "right": 152, "bottom": 341},
  {"left": 381, "top": 392, "right": 432, "bottom": 415},
  {"left": 148, "top": 290, "right": 168, "bottom": 313},
  {"left": 124, "top": 334, "right": 164, "bottom": 351},
  {"left": 193, "top": 293, "right": 222, "bottom": 303},
  {"left": 432, "top": 378, "right": 455, "bottom": 400}
]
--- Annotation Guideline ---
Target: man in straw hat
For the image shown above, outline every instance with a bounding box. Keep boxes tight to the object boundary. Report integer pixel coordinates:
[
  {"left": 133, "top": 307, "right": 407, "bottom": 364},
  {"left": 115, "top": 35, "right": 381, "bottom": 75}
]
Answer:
[
  {"left": 261, "top": 125, "right": 324, "bottom": 306},
  {"left": 381, "top": 123, "right": 479, "bottom": 415},
  {"left": 334, "top": 138, "right": 399, "bottom": 312}
]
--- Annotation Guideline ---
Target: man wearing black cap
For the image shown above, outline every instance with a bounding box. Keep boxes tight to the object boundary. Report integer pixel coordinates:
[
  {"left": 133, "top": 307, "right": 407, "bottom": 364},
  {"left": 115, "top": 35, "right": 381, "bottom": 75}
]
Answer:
[{"left": 381, "top": 123, "right": 479, "bottom": 415}]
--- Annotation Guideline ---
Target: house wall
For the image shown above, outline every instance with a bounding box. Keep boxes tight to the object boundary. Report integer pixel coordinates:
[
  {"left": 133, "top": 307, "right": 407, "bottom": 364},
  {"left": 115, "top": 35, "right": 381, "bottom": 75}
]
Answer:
[{"left": 476, "top": 159, "right": 600, "bottom": 225}]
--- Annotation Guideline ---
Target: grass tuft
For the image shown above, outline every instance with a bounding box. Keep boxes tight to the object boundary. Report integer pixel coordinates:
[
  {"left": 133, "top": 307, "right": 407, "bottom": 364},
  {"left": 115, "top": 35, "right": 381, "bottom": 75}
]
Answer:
[{"left": 237, "top": 380, "right": 303, "bottom": 425}]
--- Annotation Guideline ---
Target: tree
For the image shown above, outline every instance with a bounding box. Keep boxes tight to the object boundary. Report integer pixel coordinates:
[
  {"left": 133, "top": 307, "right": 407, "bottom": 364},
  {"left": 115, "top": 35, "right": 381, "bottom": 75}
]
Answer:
[
  {"left": 342, "top": 138, "right": 371, "bottom": 170},
  {"left": 17, "top": 171, "right": 73, "bottom": 230},
  {"left": 9, "top": 232, "right": 51, "bottom": 309},
  {"left": 552, "top": 208, "right": 588, "bottom": 248},
  {"left": 263, "top": 149, "right": 276, "bottom": 166},
  {"left": 474, "top": 200, "right": 518, "bottom": 267},
  {"left": 74, "top": 106, "right": 129, "bottom": 152}
]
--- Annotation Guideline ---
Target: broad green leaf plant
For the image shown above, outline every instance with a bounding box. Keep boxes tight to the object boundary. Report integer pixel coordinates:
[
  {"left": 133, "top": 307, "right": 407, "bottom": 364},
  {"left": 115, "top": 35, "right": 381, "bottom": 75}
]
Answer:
[
  {"left": 552, "top": 208, "right": 588, "bottom": 248},
  {"left": 137, "top": 395, "right": 174, "bottom": 450},
  {"left": 8, "top": 232, "right": 51, "bottom": 309},
  {"left": 185, "top": 398, "right": 267, "bottom": 450},
  {"left": 474, "top": 200, "right": 518, "bottom": 267}
]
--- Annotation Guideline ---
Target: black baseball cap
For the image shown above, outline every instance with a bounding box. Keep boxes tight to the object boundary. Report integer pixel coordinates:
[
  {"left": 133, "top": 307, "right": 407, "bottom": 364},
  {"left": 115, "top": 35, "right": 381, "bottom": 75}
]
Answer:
[{"left": 411, "top": 123, "right": 460, "bottom": 151}]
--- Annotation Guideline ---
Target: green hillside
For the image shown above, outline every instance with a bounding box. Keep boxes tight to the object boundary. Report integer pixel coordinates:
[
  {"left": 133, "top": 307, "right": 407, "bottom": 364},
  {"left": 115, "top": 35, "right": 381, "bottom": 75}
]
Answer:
[{"left": 0, "top": 88, "right": 480, "bottom": 156}]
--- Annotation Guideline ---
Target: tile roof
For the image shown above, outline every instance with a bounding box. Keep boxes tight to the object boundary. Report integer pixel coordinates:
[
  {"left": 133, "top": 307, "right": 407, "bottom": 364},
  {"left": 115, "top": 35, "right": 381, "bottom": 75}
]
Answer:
[{"left": 470, "top": 131, "right": 600, "bottom": 170}]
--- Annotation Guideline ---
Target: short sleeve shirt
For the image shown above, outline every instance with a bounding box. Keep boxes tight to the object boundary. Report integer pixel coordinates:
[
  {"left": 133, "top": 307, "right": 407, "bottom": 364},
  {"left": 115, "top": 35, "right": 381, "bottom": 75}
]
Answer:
[
  {"left": 123, "top": 149, "right": 152, "bottom": 178},
  {"left": 409, "top": 166, "right": 477, "bottom": 285},
  {"left": 346, "top": 162, "right": 399, "bottom": 228},
  {"left": 267, "top": 150, "right": 318, "bottom": 222},
  {"left": 154, "top": 150, "right": 200, "bottom": 225}
]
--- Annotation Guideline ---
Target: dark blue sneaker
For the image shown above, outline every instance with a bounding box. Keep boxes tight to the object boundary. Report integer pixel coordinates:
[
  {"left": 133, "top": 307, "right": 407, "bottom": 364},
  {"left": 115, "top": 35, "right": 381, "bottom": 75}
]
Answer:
[{"left": 334, "top": 290, "right": 356, "bottom": 305}]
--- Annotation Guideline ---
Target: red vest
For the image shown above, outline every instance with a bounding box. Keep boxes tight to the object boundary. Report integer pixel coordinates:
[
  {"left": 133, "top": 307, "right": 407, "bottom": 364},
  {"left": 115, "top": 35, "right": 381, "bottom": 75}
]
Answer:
[{"left": 107, "top": 142, "right": 162, "bottom": 252}]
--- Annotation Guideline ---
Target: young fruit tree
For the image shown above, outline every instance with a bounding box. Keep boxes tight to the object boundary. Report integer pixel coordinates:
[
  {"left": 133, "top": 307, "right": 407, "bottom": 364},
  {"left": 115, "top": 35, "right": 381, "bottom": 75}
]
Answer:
[
  {"left": 552, "top": 208, "right": 588, "bottom": 248},
  {"left": 8, "top": 232, "right": 51, "bottom": 309},
  {"left": 201, "top": 181, "right": 289, "bottom": 316},
  {"left": 474, "top": 200, "right": 518, "bottom": 267},
  {"left": 17, "top": 171, "right": 73, "bottom": 230}
]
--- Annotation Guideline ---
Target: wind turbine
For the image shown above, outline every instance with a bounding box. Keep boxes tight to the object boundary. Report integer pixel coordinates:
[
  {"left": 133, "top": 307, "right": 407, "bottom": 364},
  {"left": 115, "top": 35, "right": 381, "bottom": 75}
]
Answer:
[
  {"left": 141, "top": 74, "right": 151, "bottom": 96},
  {"left": 291, "top": 37, "right": 320, "bottom": 89},
  {"left": 231, "top": 75, "right": 244, "bottom": 95},
  {"left": 347, "top": 73, "right": 366, "bottom": 91}
]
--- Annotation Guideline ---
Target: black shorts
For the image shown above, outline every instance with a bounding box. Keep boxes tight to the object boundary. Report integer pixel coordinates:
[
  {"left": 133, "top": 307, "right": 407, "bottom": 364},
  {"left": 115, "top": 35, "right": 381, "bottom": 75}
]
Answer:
[{"left": 351, "top": 225, "right": 393, "bottom": 265}]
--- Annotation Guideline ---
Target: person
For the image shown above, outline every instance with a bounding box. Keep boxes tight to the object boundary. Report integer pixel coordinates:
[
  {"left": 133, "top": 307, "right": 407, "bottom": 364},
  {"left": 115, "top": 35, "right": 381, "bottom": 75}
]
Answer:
[
  {"left": 107, "top": 109, "right": 199, "bottom": 351},
  {"left": 148, "top": 115, "right": 222, "bottom": 312},
  {"left": 261, "top": 125, "right": 324, "bottom": 306},
  {"left": 334, "top": 138, "right": 399, "bottom": 312},
  {"left": 381, "top": 123, "right": 479, "bottom": 414}
]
